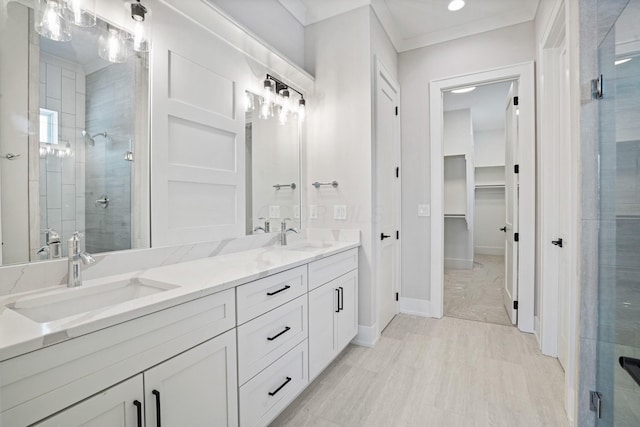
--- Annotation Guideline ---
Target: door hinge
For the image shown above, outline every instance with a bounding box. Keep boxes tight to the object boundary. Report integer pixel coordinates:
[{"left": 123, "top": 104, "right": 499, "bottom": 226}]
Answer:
[
  {"left": 395, "top": 292, "right": 399, "bottom": 302},
  {"left": 514, "top": 232, "right": 519, "bottom": 242},
  {"left": 514, "top": 164, "right": 520, "bottom": 174},
  {"left": 396, "top": 166, "right": 400, "bottom": 178},
  {"left": 590, "top": 391, "right": 603, "bottom": 419},
  {"left": 513, "top": 301, "right": 518, "bottom": 310},
  {"left": 395, "top": 106, "right": 398, "bottom": 116},
  {"left": 591, "top": 75, "right": 603, "bottom": 99},
  {"left": 396, "top": 230, "right": 400, "bottom": 240},
  {"left": 513, "top": 96, "right": 519, "bottom": 106}
]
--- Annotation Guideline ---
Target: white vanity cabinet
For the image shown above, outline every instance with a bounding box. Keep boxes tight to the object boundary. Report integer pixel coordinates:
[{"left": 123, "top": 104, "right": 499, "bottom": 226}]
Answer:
[
  {"left": 308, "top": 248, "right": 359, "bottom": 380},
  {"left": 143, "top": 329, "right": 238, "bottom": 427},
  {"left": 32, "top": 330, "right": 238, "bottom": 427},
  {"left": 236, "top": 266, "right": 310, "bottom": 427},
  {"left": 34, "top": 375, "right": 144, "bottom": 427}
]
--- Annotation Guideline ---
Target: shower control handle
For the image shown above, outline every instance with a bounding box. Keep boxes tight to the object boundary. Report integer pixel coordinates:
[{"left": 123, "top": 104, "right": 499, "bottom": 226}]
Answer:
[{"left": 95, "top": 195, "right": 110, "bottom": 208}]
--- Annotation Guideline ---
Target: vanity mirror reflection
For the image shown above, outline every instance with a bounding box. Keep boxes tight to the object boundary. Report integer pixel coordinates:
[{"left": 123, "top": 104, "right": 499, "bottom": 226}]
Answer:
[
  {"left": 0, "top": 1, "right": 150, "bottom": 266},
  {"left": 245, "top": 91, "right": 302, "bottom": 235}
]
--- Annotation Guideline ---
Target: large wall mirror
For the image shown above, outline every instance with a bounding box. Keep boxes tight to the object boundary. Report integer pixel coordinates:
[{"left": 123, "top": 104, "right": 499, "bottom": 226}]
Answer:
[
  {"left": 0, "top": 0, "right": 150, "bottom": 266},
  {"left": 245, "top": 91, "right": 302, "bottom": 235}
]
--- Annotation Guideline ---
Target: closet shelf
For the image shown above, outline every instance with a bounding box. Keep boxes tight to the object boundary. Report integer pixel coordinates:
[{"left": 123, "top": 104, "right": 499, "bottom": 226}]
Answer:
[
  {"left": 475, "top": 184, "right": 505, "bottom": 189},
  {"left": 475, "top": 164, "right": 505, "bottom": 169},
  {"left": 444, "top": 213, "right": 466, "bottom": 218}
]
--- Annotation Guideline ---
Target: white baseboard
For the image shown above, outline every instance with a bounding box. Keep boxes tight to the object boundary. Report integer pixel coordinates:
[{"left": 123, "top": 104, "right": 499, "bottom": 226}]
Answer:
[
  {"left": 444, "top": 258, "right": 473, "bottom": 270},
  {"left": 399, "top": 297, "right": 431, "bottom": 317},
  {"left": 474, "top": 246, "right": 504, "bottom": 256},
  {"left": 534, "top": 315, "right": 541, "bottom": 346},
  {"left": 351, "top": 323, "right": 379, "bottom": 348}
]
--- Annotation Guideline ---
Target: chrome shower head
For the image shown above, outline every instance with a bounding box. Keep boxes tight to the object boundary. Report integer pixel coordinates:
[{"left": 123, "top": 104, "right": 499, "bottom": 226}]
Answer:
[{"left": 82, "top": 131, "right": 108, "bottom": 146}]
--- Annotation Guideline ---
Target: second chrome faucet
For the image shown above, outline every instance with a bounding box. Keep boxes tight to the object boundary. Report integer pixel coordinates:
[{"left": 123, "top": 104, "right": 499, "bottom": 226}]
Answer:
[
  {"left": 67, "top": 232, "right": 95, "bottom": 287},
  {"left": 280, "top": 218, "right": 298, "bottom": 246}
]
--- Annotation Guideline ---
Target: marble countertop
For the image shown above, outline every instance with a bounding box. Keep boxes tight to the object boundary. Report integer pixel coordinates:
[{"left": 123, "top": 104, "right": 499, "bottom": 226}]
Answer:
[{"left": 0, "top": 239, "right": 359, "bottom": 362}]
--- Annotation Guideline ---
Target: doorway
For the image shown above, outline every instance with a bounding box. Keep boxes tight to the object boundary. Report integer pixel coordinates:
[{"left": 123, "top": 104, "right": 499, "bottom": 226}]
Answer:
[
  {"left": 441, "top": 81, "right": 517, "bottom": 327},
  {"left": 429, "top": 63, "right": 536, "bottom": 333}
]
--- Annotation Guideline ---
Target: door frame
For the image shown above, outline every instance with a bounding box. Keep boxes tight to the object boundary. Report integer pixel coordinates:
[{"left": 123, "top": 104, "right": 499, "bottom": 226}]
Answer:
[
  {"left": 429, "top": 62, "right": 536, "bottom": 333},
  {"left": 538, "top": 0, "right": 579, "bottom": 420},
  {"left": 373, "top": 56, "right": 401, "bottom": 336}
]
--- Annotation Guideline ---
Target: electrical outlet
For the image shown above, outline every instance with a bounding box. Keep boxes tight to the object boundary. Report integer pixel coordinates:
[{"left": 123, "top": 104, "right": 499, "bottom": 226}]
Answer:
[
  {"left": 334, "top": 205, "right": 347, "bottom": 220},
  {"left": 418, "top": 204, "right": 430, "bottom": 217},
  {"left": 269, "top": 205, "right": 280, "bottom": 219},
  {"left": 309, "top": 205, "right": 318, "bottom": 219}
]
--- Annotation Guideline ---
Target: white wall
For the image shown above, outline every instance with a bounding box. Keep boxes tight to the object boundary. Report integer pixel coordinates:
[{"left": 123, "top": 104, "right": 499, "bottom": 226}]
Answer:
[
  {"left": 474, "top": 129, "right": 505, "bottom": 166},
  {"left": 399, "top": 21, "right": 535, "bottom": 301},
  {"left": 305, "top": 6, "right": 398, "bottom": 334},
  {"left": 206, "top": 0, "right": 306, "bottom": 72},
  {"left": 305, "top": 7, "right": 375, "bottom": 328}
]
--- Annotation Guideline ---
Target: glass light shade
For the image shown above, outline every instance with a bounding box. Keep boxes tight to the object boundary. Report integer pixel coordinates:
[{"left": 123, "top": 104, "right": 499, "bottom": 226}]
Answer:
[
  {"left": 98, "top": 26, "right": 128, "bottom": 63},
  {"left": 35, "top": 0, "right": 72, "bottom": 42},
  {"left": 259, "top": 97, "right": 273, "bottom": 120},
  {"left": 64, "top": 0, "right": 96, "bottom": 27},
  {"left": 128, "top": 0, "right": 152, "bottom": 52},
  {"left": 297, "top": 99, "right": 306, "bottom": 122},
  {"left": 280, "top": 89, "right": 291, "bottom": 114},
  {"left": 262, "top": 79, "right": 274, "bottom": 105},
  {"left": 278, "top": 106, "right": 288, "bottom": 125},
  {"left": 244, "top": 92, "right": 255, "bottom": 112}
]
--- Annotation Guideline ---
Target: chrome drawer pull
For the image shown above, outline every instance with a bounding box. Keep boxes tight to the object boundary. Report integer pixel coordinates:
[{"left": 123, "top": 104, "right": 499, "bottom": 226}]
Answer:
[
  {"left": 266, "top": 285, "right": 290, "bottom": 296},
  {"left": 267, "top": 326, "right": 291, "bottom": 341},
  {"left": 268, "top": 377, "right": 292, "bottom": 396}
]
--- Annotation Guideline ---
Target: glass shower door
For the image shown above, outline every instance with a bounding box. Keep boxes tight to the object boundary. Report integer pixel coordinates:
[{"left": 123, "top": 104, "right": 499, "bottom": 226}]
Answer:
[{"left": 595, "top": 0, "right": 640, "bottom": 425}]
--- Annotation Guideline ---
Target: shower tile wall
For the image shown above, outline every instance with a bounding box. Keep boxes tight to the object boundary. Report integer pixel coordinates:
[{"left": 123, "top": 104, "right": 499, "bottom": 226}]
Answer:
[
  {"left": 39, "top": 56, "right": 86, "bottom": 256},
  {"left": 84, "top": 59, "right": 134, "bottom": 253}
]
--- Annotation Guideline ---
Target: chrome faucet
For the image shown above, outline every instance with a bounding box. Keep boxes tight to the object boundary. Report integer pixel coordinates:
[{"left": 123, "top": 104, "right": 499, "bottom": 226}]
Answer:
[
  {"left": 37, "top": 228, "right": 62, "bottom": 259},
  {"left": 253, "top": 217, "right": 271, "bottom": 234},
  {"left": 280, "top": 218, "right": 299, "bottom": 246},
  {"left": 67, "top": 232, "right": 95, "bottom": 287}
]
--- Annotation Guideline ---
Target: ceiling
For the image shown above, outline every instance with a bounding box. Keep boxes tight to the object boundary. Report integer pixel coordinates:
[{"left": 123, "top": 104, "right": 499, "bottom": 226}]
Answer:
[
  {"left": 443, "top": 81, "right": 512, "bottom": 131},
  {"left": 278, "top": 0, "right": 540, "bottom": 52}
]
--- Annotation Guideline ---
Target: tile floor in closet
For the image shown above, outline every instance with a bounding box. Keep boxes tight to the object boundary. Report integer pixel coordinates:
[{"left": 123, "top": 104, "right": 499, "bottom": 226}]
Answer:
[
  {"left": 444, "top": 254, "right": 511, "bottom": 326},
  {"left": 271, "top": 314, "right": 567, "bottom": 427}
]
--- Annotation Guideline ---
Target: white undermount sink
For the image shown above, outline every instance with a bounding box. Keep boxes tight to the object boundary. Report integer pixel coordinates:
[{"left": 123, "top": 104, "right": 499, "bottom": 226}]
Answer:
[
  {"left": 7, "top": 278, "right": 178, "bottom": 323},
  {"left": 284, "top": 242, "right": 333, "bottom": 252}
]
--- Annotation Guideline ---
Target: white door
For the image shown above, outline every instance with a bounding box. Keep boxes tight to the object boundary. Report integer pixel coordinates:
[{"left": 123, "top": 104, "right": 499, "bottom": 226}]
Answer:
[
  {"left": 555, "top": 44, "right": 571, "bottom": 369},
  {"left": 308, "top": 280, "right": 338, "bottom": 380},
  {"left": 144, "top": 330, "right": 238, "bottom": 427},
  {"left": 34, "top": 375, "right": 144, "bottom": 426},
  {"left": 503, "top": 83, "right": 519, "bottom": 324},
  {"left": 375, "top": 58, "right": 401, "bottom": 332},
  {"left": 336, "top": 269, "right": 359, "bottom": 351},
  {"left": 151, "top": 1, "right": 245, "bottom": 246}
]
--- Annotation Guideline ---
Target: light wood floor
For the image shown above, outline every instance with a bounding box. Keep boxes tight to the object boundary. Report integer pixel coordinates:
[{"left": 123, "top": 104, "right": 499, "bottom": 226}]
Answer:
[
  {"left": 271, "top": 315, "right": 567, "bottom": 427},
  {"left": 444, "top": 254, "right": 512, "bottom": 326}
]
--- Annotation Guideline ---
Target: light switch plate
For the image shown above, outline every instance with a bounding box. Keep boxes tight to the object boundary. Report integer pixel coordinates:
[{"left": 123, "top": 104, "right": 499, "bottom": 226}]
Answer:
[
  {"left": 269, "top": 205, "right": 280, "bottom": 218},
  {"left": 334, "top": 205, "right": 347, "bottom": 220},
  {"left": 309, "top": 205, "right": 318, "bottom": 219},
  {"left": 418, "top": 204, "right": 430, "bottom": 217}
]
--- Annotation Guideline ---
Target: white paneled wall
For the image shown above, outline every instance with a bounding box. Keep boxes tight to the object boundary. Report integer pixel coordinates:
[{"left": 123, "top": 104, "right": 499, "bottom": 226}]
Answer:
[{"left": 150, "top": 0, "right": 312, "bottom": 247}]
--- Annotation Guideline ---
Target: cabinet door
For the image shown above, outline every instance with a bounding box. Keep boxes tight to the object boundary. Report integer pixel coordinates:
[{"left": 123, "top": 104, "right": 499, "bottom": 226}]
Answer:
[
  {"left": 144, "top": 329, "right": 238, "bottom": 427},
  {"left": 337, "top": 269, "right": 359, "bottom": 351},
  {"left": 33, "top": 375, "right": 143, "bottom": 427},
  {"left": 308, "top": 280, "right": 338, "bottom": 380}
]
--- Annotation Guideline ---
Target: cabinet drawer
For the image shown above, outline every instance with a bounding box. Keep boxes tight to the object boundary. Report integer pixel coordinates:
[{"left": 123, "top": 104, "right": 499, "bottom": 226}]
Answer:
[
  {"left": 237, "top": 266, "right": 307, "bottom": 324},
  {"left": 308, "top": 248, "right": 358, "bottom": 291},
  {"left": 239, "top": 340, "right": 308, "bottom": 427},
  {"left": 238, "top": 295, "right": 307, "bottom": 385}
]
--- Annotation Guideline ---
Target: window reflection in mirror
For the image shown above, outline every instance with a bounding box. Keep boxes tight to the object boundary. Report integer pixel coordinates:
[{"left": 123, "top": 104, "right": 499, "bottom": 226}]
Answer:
[
  {"left": 245, "top": 92, "right": 301, "bottom": 235},
  {"left": 0, "top": 2, "right": 149, "bottom": 266}
]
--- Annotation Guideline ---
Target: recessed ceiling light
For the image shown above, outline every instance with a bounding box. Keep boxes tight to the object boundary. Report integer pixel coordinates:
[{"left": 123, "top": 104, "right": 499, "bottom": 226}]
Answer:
[
  {"left": 451, "top": 86, "right": 476, "bottom": 94},
  {"left": 615, "top": 58, "right": 632, "bottom": 65},
  {"left": 448, "top": 0, "right": 466, "bottom": 12}
]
